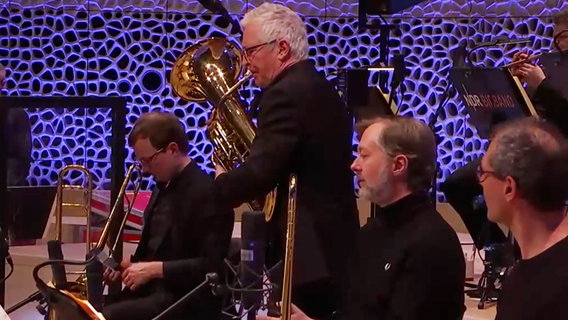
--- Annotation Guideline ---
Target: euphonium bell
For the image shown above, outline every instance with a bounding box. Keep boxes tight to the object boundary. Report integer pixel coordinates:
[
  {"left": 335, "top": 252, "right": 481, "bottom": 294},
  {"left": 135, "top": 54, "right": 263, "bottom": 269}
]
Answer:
[{"left": 170, "top": 37, "right": 277, "bottom": 221}]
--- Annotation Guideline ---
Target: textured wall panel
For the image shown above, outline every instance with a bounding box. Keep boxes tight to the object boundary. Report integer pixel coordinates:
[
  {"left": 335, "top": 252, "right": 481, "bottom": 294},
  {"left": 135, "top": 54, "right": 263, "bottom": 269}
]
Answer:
[
  {"left": 3, "top": 1, "right": 567, "bottom": 17},
  {"left": 1, "top": 1, "right": 568, "bottom": 199}
]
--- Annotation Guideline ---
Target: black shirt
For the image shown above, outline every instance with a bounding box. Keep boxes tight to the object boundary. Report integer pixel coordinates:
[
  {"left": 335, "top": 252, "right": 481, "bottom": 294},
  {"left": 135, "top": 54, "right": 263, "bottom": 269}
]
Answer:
[
  {"left": 532, "top": 78, "right": 568, "bottom": 137},
  {"left": 144, "top": 181, "right": 174, "bottom": 260},
  {"left": 337, "top": 192, "right": 466, "bottom": 320},
  {"left": 496, "top": 235, "right": 568, "bottom": 320}
]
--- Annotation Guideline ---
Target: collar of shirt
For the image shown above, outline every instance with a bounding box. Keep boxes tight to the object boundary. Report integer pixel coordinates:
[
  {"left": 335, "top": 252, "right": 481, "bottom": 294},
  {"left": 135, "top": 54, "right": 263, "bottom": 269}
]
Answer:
[
  {"left": 155, "top": 161, "right": 194, "bottom": 191},
  {"left": 376, "top": 191, "right": 433, "bottom": 227}
]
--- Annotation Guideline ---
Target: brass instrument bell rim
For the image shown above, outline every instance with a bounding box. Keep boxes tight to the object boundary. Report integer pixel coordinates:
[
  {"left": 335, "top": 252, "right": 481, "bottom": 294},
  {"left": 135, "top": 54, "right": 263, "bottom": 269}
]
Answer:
[{"left": 170, "top": 37, "right": 246, "bottom": 102}]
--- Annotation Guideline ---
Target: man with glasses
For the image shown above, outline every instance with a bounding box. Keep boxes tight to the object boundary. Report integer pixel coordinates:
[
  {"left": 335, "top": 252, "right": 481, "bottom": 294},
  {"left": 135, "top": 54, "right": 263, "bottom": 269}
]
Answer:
[
  {"left": 212, "top": 3, "right": 359, "bottom": 319},
  {"left": 478, "top": 117, "right": 568, "bottom": 320},
  {"left": 102, "top": 111, "right": 235, "bottom": 320},
  {"left": 441, "top": 8, "right": 568, "bottom": 274}
]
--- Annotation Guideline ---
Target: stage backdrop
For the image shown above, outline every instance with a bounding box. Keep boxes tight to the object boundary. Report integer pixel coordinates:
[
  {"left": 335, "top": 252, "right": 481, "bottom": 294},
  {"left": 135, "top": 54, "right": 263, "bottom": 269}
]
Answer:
[{"left": 0, "top": 0, "right": 566, "bottom": 200}]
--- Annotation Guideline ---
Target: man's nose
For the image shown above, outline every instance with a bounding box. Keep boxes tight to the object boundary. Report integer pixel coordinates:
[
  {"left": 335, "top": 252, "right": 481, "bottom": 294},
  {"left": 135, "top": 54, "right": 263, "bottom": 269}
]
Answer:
[
  {"left": 350, "top": 158, "right": 359, "bottom": 172},
  {"left": 140, "top": 163, "right": 151, "bottom": 175}
]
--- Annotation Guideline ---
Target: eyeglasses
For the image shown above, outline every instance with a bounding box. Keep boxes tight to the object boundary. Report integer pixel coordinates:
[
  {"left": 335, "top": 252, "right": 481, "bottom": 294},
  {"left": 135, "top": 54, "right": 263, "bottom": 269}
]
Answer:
[
  {"left": 135, "top": 148, "right": 164, "bottom": 167},
  {"left": 553, "top": 29, "right": 568, "bottom": 49},
  {"left": 243, "top": 40, "right": 277, "bottom": 59},
  {"left": 476, "top": 165, "right": 501, "bottom": 182}
]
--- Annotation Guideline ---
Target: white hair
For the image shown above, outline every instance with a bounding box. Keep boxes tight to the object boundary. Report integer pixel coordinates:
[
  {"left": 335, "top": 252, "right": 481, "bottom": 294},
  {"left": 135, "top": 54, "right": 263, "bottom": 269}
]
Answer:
[{"left": 241, "top": 2, "right": 308, "bottom": 60}]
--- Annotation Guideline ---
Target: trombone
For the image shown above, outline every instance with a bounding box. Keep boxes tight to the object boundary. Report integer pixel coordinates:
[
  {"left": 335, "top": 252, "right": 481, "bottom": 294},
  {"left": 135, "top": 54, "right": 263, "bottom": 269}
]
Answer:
[
  {"left": 45, "top": 163, "right": 142, "bottom": 320},
  {"left": 504, "top": 30, "right": 568, "bottom": 68},
  {"left": 55, "top": 164, "right": 93, "bottom": 253}
]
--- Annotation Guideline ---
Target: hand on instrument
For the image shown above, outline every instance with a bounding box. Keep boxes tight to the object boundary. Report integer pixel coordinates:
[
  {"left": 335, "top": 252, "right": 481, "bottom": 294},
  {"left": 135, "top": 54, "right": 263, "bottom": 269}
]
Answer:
[
  {"left": 215, "top": 164, "right": 227, "bottom": 179},
  {"left": 120, "top": 256, "right": 132, "bottom": 269},
  {"left": 103, "top": 256, "right": 131, "bottom": 284},
  {"left": 122, "top": 261, "right": 163, "bottom": 291},
  {"left": 510, "top": 50, "right": 531, "bottom": 77},
  {"left": 256, "top": 304, "right": 312, "bottom": 320},
  {"left": 517, "top": 63, "right": 546, "bottom": 89},
  {"left": 103, "top": 267, "right": 121, "bottom": 284},
  {"left": 205, "top": 109, "right": 217, "bottom": 129}
]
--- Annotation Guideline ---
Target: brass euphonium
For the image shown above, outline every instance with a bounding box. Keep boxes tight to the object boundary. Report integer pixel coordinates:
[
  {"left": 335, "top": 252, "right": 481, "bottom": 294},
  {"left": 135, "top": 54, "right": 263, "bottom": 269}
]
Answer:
[
  {"left": 170, "top": 37, "right": 277, "bottom": 221},
  {"left": 46, "top": 163, "right": 142, "bottom": 319}
]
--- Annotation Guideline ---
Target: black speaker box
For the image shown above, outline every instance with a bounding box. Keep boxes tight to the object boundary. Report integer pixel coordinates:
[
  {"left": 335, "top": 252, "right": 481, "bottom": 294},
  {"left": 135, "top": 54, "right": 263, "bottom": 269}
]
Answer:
[{"left": 360, "top": 0, "right": 426, "bottom": 14}]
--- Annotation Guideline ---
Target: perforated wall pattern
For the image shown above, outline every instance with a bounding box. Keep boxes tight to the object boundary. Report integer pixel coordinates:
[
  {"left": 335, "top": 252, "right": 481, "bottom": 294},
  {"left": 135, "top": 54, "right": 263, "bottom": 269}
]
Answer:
[{"left": 0, "top": 0, "right": 566, "bottom": 200}]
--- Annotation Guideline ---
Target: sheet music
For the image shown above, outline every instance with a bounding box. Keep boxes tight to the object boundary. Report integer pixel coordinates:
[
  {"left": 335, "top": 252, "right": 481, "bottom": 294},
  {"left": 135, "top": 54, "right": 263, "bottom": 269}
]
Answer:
[{"left": 0, "top": 306, "right": 11, "bottom": 320}]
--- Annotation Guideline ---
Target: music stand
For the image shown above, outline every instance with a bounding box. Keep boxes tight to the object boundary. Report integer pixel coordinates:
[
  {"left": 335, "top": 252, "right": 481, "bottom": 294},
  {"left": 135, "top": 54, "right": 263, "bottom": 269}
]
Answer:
[
  {"left": 338, "top": 67, "right": 397, "bottom": 123},
  {"left": 449, "top": 66, "right": 538, "bottom": 139},
  {"left": 449, "top": 67, "right": 534, "bottom": 308}
]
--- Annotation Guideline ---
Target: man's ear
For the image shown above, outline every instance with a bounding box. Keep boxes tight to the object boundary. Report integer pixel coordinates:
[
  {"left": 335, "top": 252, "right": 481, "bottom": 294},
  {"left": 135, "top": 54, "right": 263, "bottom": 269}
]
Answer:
[
  {"left": 393, "top": 154, "right": 408, "bottom": 175},
  {"left": 504, "top": 176, "right": 517, "bottom": 202},
  {"left": 167, "top": 142, "right": 179, "bottom": 153},
  {"left": 277, "top": 39, "right": 291, "bottom": 60}
]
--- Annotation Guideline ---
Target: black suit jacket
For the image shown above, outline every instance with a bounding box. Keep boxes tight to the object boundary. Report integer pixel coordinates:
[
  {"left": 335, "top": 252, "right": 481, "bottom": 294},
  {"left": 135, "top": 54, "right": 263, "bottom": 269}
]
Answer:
[
  {"left": 533, "top": 78, "right": 568, "bottom": 136},
  {"left": 128, "top": 161, "right": 234, "bottom": 319},
  {"left": 214, "top": 60, "right": 359, "bottom": 294}
]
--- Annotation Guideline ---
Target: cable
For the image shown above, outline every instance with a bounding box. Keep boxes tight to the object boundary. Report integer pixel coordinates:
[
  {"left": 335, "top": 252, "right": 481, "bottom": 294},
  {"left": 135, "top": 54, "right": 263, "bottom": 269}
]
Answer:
[
  {"left": 0, "top": 226, "right": 13, "bottom": 284},
  {"left": 33, "top": 256, "right": 96, "bottom": 292},
  {"left": 0, "top": 262, "right": 13, "bottom": 284}
]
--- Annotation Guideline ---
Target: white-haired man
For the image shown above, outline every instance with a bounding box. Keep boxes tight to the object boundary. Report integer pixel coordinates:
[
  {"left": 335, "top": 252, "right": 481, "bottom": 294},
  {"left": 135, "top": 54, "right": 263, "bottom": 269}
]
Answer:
[
  {"left": 213, "top": 3, "right": 359, "bottom": 319},
  {"left": 479, "top": 117, "right": 568, "bottom": 320},
  {"left": 259, "top": 116, "right": 466, "bottom": 320}
]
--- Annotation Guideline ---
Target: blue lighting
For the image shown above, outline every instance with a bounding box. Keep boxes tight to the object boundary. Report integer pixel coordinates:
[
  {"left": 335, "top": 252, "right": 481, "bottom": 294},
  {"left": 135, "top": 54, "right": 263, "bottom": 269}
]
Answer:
[{"left": 0, "top": 1, "right": 566, "bottom": 201}]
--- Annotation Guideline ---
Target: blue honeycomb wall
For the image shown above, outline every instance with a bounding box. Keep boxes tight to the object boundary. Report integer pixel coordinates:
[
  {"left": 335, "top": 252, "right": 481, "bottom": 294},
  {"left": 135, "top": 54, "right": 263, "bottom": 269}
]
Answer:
[{"left": 0, "top": 0, "right": 567, "bottom": 200}]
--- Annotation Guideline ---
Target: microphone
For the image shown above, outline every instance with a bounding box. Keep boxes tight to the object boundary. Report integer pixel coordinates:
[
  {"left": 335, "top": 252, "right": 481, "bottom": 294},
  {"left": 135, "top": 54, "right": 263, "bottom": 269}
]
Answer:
[
  {"left": 240, "top": 211, "right": 266, "bottom": 320},
  {"left": 197, "top": 0, "right": 241, "bottom": 34},
  {"left": 85, "top": 251, "right": 104, "bottom": 311},
  {"left": 47, "top": 240, "right": 67, "bottom": 288},
  {"left": 468, "top": 37, "right": 531, "bottom": 66},
  {"left": 476, "top": 36, "right": 531, "bottom": 46}
]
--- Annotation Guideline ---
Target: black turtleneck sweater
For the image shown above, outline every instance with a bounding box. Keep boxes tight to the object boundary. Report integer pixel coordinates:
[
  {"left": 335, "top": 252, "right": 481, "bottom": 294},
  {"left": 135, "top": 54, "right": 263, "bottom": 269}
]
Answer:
[
  {"left": 495, "top": 235, "right": 568, "bottom": 320},
  {"left": 336, "top": 192, "right": 466, "bottom": 320}
]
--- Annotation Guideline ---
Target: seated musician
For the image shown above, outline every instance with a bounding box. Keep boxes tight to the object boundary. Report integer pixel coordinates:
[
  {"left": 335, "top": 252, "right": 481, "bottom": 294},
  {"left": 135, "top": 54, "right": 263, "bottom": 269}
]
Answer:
[
  {"left": 260, "top": 116, "right": 466, "bottom": 320},
  {"left": 102, "top": 111, "right": 235, "bottom": 320},
  {"left": 479, "top": 117, "right": 568, "bottom": 320},
  {"left": 441, "top": 7, "right": 568, "bottom": 259},
  {"left": 510, "top": 8, "right": 568, "bottom": 135}
]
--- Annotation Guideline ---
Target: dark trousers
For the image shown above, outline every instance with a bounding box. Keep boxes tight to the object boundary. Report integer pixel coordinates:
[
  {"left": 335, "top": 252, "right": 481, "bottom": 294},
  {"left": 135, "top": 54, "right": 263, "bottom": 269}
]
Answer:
[
  {"left": 292, "top": 278, "right": 337, "bottom": 320},
  {"left": 102, "top": 286, "right": 178, "bottom": 320},
  {"left": 440, "top": 157, "right": 506, "bottom": 249}
]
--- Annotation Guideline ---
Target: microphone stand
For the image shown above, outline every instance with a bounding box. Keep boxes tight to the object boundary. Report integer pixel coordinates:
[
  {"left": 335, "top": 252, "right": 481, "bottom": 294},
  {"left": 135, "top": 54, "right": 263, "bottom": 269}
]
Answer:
[
  {"left": 151, "top": 273, "right": 219, "bottom": 320},
  {"left": 388, "top": 54, "right": 408, "bottom": 114},
  {"left": 5, "top": 290, "right": 46, "bottom": 315},
  {"left": 428, "top": 86, "right": 454, "bottom": 203}
]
